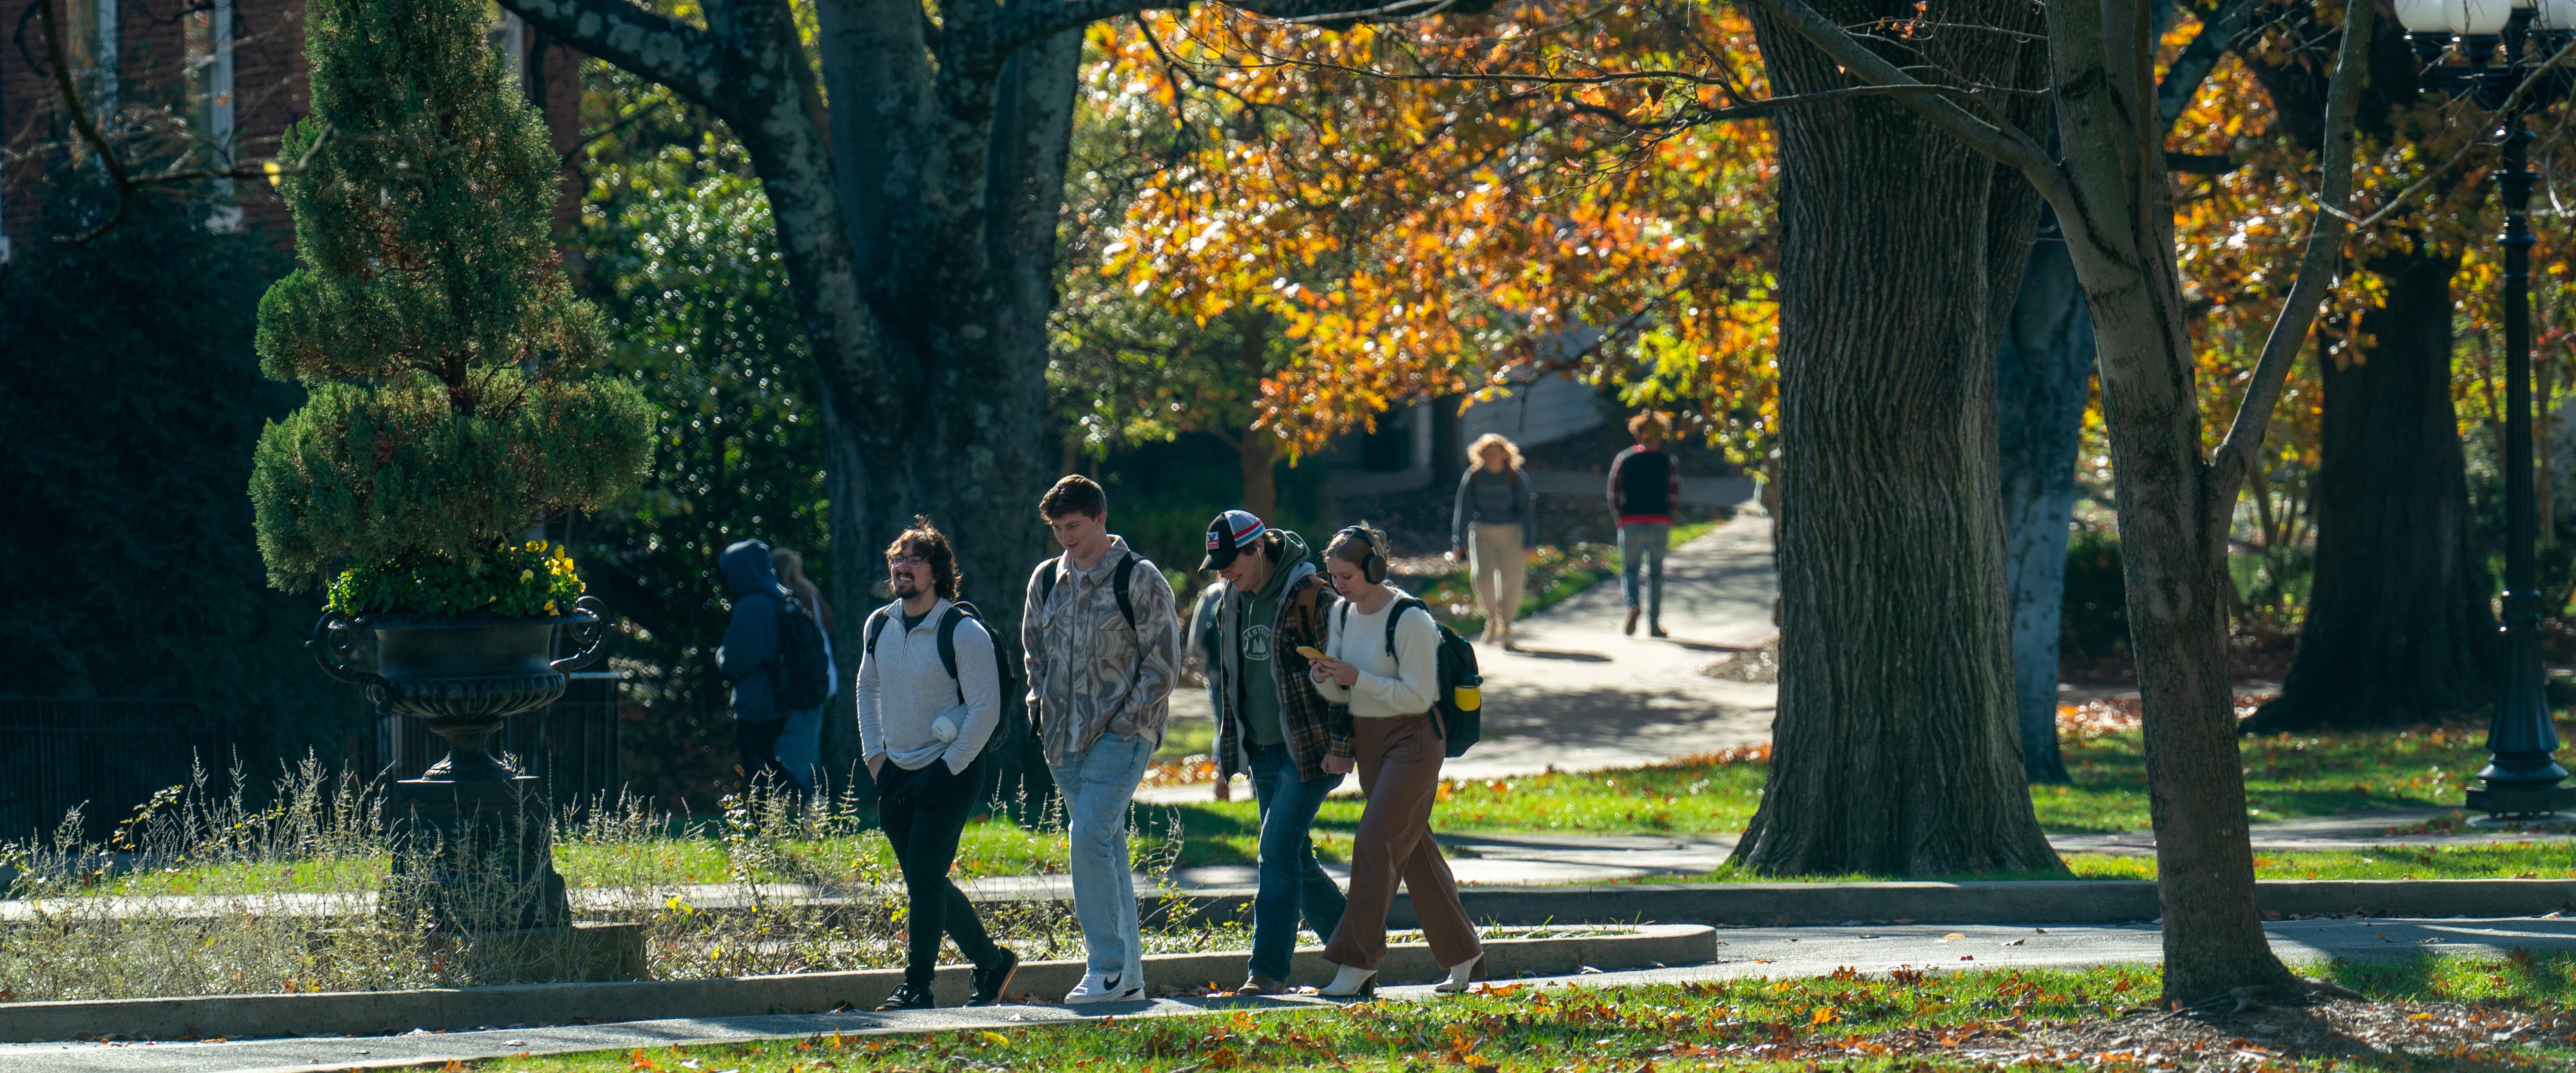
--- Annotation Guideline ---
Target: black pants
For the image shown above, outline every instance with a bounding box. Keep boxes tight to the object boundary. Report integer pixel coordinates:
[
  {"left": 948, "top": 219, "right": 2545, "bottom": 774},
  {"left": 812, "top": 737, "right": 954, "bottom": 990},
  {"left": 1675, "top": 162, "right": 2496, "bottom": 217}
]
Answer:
[
  {"left": 876, "top": 758, "right": 1004, "bottom": 985},
  {"left": 735, "top": 718, "right": 791, "bottom": 791}
]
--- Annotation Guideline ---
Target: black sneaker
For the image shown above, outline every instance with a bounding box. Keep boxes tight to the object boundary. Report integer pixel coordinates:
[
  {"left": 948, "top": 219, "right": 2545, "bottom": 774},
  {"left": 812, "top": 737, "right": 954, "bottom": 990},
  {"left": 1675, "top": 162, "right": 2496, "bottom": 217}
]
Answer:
[
  {"left": 969, "top": 948, "right": 1021, "bottom": 1007},
  {"left": 875, "top": 981, "right": 937, "bottom": 1010}
]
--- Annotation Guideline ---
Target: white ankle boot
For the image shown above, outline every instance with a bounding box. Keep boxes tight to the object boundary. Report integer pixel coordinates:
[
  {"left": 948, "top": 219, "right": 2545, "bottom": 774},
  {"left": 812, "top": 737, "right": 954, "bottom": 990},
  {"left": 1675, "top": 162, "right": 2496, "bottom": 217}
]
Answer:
[
  {"left": 1319, "top": 962, "right": 1377, "bottom": 997},
  {"left": 1434, "top": 953, "right": 1484, "bottom": 994}
]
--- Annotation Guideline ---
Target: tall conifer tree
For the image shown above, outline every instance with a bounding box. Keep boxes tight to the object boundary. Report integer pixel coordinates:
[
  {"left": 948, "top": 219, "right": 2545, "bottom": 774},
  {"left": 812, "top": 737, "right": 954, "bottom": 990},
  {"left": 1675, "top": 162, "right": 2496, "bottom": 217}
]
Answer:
[{"left": 249, "top": 0, "right": 648, "bottom": 597}]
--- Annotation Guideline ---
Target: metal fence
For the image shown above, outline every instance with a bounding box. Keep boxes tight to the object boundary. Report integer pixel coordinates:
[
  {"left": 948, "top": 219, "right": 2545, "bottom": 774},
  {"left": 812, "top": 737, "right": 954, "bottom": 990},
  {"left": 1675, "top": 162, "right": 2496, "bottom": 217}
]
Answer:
[
  {"left": 0, "top": 675, "right": 627, "bottom": 844},
  {"left": 0, "top": 697, "right": 227, "bottom": 842},
  {"left": 368, "top": 671, "right": 624, "bottom": 808}
]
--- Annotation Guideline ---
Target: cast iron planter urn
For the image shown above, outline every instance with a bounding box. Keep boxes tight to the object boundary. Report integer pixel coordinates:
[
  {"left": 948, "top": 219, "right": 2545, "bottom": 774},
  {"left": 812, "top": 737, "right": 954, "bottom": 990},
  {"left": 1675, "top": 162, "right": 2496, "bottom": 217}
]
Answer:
[{"left": 311, "top": 597, "right": 608, "bottom": 931}]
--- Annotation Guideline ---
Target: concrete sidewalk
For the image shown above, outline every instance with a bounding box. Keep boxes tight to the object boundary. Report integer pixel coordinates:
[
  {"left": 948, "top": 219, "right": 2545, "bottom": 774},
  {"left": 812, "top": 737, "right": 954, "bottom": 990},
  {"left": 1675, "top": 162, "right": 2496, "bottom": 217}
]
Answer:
[{"left": 9, "top": 915, "right": 2566, "bottom": 1073}]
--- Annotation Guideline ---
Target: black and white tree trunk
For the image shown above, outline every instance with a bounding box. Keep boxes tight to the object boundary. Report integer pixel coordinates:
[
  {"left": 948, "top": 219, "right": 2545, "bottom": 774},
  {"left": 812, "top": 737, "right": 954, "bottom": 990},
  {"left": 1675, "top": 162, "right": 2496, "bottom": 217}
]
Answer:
[{"left": 1997, "top": 206, "right": 2094, "bottom": 785}]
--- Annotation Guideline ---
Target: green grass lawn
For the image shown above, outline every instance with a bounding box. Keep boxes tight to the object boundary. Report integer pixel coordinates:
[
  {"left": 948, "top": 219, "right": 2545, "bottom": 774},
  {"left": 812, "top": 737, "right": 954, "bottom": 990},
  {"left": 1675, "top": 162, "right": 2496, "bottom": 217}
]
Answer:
[
  {"left": 454, "top": 955, "right": 2576, "bottom": 1072},
  {"left": 76, "top": 722, "right": 2552, "bottom": 897}
]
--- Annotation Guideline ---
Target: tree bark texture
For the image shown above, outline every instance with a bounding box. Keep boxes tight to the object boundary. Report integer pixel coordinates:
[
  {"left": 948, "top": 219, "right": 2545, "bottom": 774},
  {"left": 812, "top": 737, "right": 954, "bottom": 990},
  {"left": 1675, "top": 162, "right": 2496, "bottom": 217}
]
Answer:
[
  {"left": 2251, "top": 250, "right": 2495, "bottom": 730},
  {"left": 1752, "top": 0, "right": 2373, "bottom": 1003},
  {"left": 1729, "top": 0, "right": 2064, "bottom": 877},
  {"left": 1997, "top": 206, "right": 2093, "bottom": 784}
]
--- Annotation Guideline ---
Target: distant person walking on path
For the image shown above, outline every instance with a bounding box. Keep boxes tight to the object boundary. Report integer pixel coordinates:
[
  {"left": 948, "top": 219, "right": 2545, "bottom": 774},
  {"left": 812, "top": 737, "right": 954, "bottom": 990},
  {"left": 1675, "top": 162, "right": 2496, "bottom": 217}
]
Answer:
[
  {"left": 1608, "top": 412, "right": 1683, "bottom": 638},
  {"left": 770, "top": 546, "right": 831, "bottom": 793},
  {"left": 716, "top": 539, "right": 805, "bottom": 792},
  {"left": 1449, "top": 433, "right": 1537, "bottom": 648},
  {"left": 1308, "top": 524, "right": 1482, "bottom": 997},
  {"left": 857, "top": 518, "right": 1017, "bottom": 1010},
  {"left": 1203, "top": 509, "right": 1353, "bottom": 996},
  {"left": 1022, "top": 476, "right": 1181, "bottom": 1005}
]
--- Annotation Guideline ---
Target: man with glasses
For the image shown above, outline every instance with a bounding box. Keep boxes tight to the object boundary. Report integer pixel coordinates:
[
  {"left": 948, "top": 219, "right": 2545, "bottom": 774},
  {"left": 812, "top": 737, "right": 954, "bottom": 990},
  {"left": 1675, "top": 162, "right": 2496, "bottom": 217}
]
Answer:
[{"left": 859, "top": 517, "right": 1018, "bottom": 1009}]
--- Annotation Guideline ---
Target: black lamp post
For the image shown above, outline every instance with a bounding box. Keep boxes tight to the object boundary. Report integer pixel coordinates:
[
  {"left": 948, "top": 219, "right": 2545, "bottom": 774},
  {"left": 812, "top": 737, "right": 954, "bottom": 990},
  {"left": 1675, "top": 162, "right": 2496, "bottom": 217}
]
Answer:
[{"left": 2398, "top": 0, "right": 2576, "bottom": 818}]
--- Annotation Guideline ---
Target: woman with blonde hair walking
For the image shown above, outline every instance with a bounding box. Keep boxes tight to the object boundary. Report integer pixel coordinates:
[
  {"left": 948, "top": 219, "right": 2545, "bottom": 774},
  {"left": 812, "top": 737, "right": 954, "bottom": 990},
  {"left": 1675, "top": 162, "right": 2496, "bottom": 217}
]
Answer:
[
  {"left": 1448, "top": 433, "right": 1537, "bottom": 647},
  {"left": 1306, "top": 523, "right": 1482, "bottom": 997}
]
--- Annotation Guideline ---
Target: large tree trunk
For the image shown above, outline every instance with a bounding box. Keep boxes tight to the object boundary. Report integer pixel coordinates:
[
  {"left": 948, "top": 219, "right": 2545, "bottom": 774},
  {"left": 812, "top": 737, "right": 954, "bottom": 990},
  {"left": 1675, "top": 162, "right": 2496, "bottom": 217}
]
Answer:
[
  {"left": 1997, "top": 205, "right": 2094, "bottom": 784},
  {"left": 1729, "top": 0, "right": 2064, "bottom": 877},
  {"left": 2249, "top": 250, "right": 2494, "bottom": 730}
]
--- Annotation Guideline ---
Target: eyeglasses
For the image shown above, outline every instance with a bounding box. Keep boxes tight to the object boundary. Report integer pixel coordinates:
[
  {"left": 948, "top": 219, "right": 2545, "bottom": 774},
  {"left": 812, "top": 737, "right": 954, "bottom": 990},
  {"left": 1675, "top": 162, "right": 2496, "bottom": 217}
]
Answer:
[{"left": 889, "top": 553, "right": 927, "bottom": 567}]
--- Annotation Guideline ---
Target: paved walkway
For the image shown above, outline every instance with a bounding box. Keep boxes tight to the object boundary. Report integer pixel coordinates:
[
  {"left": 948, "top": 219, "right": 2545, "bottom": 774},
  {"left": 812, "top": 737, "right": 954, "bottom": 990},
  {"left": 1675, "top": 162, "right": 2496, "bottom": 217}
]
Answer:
[
  {"left": 11, "top": 916, "right": 2567, "bottom": 1073},
  {"left": 1143, "top": 514, "right": 1781, "bottom": 803},
  {"left": 1161, "top": 809, "right": 2576, "bottom": 889}
]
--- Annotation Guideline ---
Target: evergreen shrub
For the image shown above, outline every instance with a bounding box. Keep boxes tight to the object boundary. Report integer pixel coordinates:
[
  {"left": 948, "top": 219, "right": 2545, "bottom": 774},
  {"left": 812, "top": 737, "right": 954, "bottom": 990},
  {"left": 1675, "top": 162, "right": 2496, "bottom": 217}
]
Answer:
[{"left": 248, "top": 0, "right": 649, "bottom": 609}]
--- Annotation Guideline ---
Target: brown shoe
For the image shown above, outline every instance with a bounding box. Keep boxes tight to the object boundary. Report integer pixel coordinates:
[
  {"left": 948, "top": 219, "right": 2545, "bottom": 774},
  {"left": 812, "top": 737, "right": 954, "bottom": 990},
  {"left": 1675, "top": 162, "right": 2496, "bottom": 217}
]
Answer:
[
  {"left": 1649, "top": 621, "right": 1669, "bottom": 638},
  {"left": 1233, "top": 974, "right": 1287, "bottom": 996},
  {"left": 1623, "top": 607, "right": 1640, "bottom": 636}
]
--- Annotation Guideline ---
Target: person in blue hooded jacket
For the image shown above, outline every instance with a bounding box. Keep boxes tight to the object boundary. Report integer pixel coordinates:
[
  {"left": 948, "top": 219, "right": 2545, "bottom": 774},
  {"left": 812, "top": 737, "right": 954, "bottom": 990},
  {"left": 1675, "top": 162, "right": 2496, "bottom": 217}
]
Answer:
[{"left": 717, "top": 539, "right": 797, "bottom": 791}]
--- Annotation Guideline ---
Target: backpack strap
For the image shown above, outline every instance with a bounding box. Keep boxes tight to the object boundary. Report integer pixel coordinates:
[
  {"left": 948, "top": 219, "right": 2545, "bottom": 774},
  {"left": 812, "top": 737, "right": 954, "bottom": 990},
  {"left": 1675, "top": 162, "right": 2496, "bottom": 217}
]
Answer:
[
  {"left": 863, "top": 606, "right": 892, "bottom": 659},
  {"left": 1383, "top": 596, "right": 1428, "bottom": 659},
  {"left": 1111, "top": 552, "right": 1139, "bottom": 630},
  {"left": 936, "top": 602, "right": 978, "bottom": 703},
  {"left": 1037, "top": 556, "right": 1064, "bottom": 611}
]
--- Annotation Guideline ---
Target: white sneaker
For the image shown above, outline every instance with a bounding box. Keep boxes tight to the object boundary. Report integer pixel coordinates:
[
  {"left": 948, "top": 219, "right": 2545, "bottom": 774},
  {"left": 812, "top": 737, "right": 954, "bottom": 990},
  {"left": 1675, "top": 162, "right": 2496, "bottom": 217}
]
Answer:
[{"left": 1063, "top": 970, "right": 1144, "bottom": 1004}]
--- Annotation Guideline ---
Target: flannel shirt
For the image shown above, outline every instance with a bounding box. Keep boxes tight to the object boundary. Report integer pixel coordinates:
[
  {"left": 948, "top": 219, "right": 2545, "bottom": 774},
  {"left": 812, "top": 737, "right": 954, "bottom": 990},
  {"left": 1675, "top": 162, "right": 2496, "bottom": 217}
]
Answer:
[{"left": 1211, "top": 560, "right": 1353, "bottom": 783}]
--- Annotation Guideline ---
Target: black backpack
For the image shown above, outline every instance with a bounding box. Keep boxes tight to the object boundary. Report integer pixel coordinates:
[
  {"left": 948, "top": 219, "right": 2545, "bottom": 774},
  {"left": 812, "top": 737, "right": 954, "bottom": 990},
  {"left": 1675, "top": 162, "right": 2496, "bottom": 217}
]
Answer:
[
  {"left": 770, "top": 597, "right": 833, "bottom": 712},
  {"left": 866, "top": 600, "right": 1018, "bottom": 761},
  {"left": 1346, "top": 595, "right": 1483, "bottom": 758}
]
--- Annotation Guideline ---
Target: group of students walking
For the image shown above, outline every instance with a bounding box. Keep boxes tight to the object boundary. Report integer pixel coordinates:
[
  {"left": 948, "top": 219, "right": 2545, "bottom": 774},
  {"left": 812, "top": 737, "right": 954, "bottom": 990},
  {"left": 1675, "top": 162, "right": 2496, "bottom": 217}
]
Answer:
[
  {"left": 762, "top": 476, "right": 1482, "bottom": 1009},
  {"left": 712, "top": 411, "right": 1688, "bottom": 1008}
]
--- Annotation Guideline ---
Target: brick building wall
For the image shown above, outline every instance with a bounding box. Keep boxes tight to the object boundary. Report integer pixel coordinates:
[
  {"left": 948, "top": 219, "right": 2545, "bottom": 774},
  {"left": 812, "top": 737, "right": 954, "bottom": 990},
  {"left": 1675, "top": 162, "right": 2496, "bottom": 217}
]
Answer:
[{"left": 2, "top": 0, "right": 582, "bottom": 261}]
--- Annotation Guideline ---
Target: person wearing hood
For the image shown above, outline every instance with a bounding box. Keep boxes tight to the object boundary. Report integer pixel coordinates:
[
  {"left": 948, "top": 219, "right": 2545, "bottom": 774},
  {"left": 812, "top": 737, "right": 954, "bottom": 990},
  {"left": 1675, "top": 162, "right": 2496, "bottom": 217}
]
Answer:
[
  {"left": 1203, "top": 510, "right": 1353, "bottom": 996},
  {"left": 716, "top": 539, "right": 796, "bottom": 790},
  {"left": 1021, "top": 475, "right": 1181, "bottom": 1005}
]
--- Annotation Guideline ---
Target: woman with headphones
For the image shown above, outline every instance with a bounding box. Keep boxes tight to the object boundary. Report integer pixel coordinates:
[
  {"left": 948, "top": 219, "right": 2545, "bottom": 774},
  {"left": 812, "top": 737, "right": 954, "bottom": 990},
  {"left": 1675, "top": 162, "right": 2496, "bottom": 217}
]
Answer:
[{"left": 1304, "top": 523, "right": 1483, "bottom": 997}]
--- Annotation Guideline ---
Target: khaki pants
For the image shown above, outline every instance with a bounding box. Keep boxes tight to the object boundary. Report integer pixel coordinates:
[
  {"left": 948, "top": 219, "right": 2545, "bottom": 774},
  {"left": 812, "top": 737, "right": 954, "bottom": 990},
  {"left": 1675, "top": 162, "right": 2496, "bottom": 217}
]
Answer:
[
  {"left": 1468, "top": 522, "right": 1527, "bottom": 635},
  {"left": 1321, "top": 714, "right": 1481, "bottom": 972}
]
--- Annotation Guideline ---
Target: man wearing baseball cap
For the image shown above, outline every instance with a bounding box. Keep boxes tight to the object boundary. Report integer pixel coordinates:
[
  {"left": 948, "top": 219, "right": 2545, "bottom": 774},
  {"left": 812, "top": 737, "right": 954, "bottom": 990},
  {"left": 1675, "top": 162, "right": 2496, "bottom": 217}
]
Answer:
[{"left": 1202, "top": 510, "right": 1354, "bottom": 995}]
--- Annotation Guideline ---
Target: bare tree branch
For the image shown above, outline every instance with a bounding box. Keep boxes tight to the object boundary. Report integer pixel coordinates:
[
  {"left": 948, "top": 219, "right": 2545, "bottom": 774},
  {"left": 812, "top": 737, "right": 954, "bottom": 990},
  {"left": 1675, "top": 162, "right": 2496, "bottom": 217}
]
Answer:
[
  {"left": 2208, "top": 0, "right": 2372, "bottom": 500},
  {"left": 1747, "top": 0, "right": 2075, "bottom": 211}
]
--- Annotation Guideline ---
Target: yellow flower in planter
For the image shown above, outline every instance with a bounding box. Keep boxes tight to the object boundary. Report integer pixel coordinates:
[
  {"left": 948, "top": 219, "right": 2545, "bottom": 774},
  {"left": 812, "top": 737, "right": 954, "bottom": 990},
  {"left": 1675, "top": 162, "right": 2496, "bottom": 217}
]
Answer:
[{"left": 519, "top": 569, "right": 536, "bottom": 583}]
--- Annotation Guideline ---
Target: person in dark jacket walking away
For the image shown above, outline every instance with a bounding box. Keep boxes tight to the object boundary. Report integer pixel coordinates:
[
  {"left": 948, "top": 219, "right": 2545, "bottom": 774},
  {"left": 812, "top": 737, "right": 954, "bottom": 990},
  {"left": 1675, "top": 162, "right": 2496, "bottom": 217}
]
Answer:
[
  {"left": 1205, "top": 510, "right": 1354, "bottom": 995},
  {"left": 1022, "top": 476, "right": 1182, "bottom": 1005},
  {"left": 1449, "top": 434, "right": 1537, "bottom": 648},
  {"left": 857, "top": 518, "right": 1017, "bottom": 1009},
  {"left": 1607, "top": 412, "right": 1683, "bottom": 637},
  {"left": 716, "top": 540, "right": 796, "bottom": 791}
]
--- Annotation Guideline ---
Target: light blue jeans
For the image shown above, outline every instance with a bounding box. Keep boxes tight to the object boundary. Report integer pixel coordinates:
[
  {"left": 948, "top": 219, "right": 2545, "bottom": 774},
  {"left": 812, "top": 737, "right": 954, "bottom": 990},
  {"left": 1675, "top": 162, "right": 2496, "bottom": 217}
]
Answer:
[
  {"left": 1046, "top": 731, "right": 1155, "bottom": 982},
  {"left": 1619, "top": 522, "right": 1670, "bottom": 624}
]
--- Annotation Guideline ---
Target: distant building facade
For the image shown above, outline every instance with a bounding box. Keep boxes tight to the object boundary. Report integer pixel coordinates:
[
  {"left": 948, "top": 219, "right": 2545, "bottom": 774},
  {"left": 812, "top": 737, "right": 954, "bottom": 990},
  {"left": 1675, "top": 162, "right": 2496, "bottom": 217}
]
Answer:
[{"left": 1, "top": 0, "right": 583, "bottom": 260}]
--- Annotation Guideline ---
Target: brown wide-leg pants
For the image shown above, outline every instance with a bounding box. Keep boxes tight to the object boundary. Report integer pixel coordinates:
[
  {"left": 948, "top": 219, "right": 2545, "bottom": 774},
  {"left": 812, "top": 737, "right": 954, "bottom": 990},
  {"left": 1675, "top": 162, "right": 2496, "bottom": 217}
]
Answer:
[{"left": 1321, "top": 714, "right": 1482, "bottom": 972}]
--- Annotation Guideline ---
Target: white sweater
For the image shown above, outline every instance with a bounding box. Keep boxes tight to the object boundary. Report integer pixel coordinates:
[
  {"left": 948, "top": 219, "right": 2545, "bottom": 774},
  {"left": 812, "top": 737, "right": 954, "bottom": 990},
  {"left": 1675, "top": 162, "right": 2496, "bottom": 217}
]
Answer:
[
  {"left": 1311, "top": 589, "right": 1440, "bottom": 718},
  {"left": 857, "top": 598, "right": 1002, "bottom": 773}
]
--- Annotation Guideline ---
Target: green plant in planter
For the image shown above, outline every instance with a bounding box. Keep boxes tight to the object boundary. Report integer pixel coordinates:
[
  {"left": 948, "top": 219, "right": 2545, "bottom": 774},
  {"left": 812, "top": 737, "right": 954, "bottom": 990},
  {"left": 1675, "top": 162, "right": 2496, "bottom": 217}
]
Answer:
[{"left": 247, "top": 0, "right": 650, "bottom": 611}]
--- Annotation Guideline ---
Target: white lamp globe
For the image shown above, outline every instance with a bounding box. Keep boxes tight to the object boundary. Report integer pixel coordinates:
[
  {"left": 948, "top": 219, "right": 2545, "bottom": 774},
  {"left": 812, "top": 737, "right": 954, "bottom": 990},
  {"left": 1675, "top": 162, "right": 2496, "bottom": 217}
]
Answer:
[
  {"left": 2397, "top": 0, "right": 2454, "bottom": 30},
  {"left": 2538, "top": 0, "right": 2576, "bottom": 30},
  {"left": 2453, "top": 0, "right": 2513, "bottom": 33}
]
